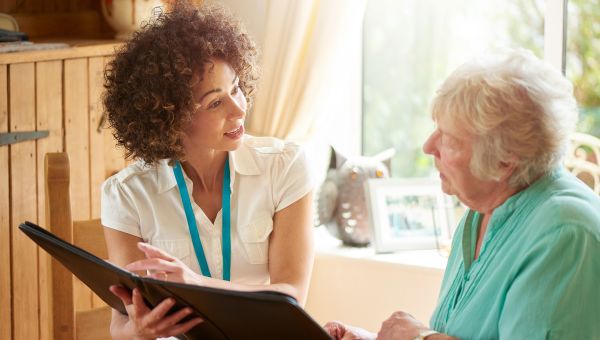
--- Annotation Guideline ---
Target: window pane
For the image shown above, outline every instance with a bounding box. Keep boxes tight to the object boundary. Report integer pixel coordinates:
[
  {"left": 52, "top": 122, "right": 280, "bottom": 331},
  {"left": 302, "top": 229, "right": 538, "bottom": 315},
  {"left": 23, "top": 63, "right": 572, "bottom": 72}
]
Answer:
[
  {"left": 362, "top": 0, "right": 545, "bottom": 177},
  {"left": 566, "top": 0, "right": 600, "bottom": 137}
]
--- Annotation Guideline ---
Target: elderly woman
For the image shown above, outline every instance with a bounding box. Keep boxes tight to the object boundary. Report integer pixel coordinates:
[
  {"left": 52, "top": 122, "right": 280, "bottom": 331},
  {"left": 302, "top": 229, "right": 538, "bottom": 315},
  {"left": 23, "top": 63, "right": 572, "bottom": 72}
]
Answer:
[
  {"left": 325, "top": 49, "right": 600, "bottom": 340},
  {"left": 101, "top": 1, "right": 314, "bottom": 339}
]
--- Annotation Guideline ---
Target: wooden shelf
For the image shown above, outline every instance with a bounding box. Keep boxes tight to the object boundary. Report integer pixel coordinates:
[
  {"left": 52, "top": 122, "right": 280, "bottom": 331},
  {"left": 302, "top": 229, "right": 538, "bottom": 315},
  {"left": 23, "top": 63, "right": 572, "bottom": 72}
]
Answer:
[{"left": 0, "top": 39, "right": 123, "bottom": 65}]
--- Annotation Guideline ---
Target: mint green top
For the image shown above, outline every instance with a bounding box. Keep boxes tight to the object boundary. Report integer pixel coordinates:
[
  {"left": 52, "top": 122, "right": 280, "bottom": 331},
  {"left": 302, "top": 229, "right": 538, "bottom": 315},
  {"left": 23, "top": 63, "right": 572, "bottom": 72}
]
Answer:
[{"left": 430, "top": 168, "right": 600, "bottom": 339}]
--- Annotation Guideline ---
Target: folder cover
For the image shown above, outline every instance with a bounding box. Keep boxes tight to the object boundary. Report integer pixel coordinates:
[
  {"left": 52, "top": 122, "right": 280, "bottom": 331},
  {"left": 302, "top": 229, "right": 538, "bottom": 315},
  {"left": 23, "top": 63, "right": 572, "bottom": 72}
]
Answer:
[{"left": 19, "top": 221, "right": 332, "bottom": 340}]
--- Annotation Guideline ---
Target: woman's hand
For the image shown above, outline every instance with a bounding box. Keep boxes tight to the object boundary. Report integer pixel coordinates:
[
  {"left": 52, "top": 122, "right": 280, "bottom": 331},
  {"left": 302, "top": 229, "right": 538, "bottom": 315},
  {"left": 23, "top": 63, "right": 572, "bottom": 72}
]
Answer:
[
  {"left": 376, "top": 311, "right": 430, "bottom": 340},
  {"left": 324, "top": 321, "right": 377, "bottom": 340},
  {"left": 109, "top": 286, "right": 203, "bottom": 340},
  {"left": 125, "top": 242, "right": 203, "bottom": 285}
]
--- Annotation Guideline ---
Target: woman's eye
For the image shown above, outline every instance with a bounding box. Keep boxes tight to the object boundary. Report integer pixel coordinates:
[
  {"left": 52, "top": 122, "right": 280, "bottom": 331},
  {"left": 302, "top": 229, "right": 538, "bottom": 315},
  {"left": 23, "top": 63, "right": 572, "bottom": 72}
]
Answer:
[{"left": 208, "top": 99, "right": 222, "bottom": 109}]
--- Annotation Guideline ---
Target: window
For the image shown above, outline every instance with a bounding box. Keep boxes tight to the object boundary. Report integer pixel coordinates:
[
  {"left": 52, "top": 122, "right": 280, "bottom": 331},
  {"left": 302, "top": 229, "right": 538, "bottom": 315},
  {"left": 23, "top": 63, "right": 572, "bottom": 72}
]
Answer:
[
  {"left": 362, "top": 0, "right": 546, "bottom": 177},
  {"left": 566, "top": 0, "right": 600, "bottom": 137}
]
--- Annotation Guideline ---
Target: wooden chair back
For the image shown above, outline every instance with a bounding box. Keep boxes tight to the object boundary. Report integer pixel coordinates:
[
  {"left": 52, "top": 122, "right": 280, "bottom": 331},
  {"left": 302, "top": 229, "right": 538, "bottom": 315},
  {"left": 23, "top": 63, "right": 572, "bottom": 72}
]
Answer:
[
  {"left": 44, "top": 152, "right": 112, "bottom": 340},
  {"left": 565, "top": 132, "right": 600, "bottom": 195}
]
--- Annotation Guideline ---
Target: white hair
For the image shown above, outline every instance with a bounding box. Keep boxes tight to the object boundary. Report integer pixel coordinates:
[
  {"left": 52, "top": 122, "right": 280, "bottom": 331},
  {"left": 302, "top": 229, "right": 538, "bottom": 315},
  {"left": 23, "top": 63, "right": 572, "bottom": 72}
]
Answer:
[{"left": 431, "top": 48, "right": 578, "bottom": 187}]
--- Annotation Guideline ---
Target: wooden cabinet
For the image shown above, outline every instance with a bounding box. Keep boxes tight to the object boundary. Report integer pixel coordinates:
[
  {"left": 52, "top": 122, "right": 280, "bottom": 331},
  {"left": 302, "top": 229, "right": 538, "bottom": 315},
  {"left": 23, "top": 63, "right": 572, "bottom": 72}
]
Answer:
[{"left": 0, "top": 40, "right": 127, "bottom": 340}]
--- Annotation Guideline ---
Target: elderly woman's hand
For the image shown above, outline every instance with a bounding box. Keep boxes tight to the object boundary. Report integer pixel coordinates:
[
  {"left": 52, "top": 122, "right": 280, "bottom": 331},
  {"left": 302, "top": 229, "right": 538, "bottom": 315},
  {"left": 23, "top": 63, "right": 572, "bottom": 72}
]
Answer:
[
  {"left": 376, "top": 311, "right": 430, "bottom": 340},
  {"left": 324, "top": 321, "right": 377, "bottom": 340},
  {"left": 125, "top": 242, "right": 203, "bottom": 285},
  {"left": 109, "top": 286, "right": 203, "bottom": 339}
]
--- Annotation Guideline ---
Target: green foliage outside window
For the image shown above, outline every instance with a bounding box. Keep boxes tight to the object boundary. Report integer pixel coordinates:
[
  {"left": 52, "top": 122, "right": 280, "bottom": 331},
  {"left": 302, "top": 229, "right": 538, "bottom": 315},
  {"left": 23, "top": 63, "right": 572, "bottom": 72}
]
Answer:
[
  {"left": 508, "top": 0, "right": 600, "bottom": 137},
  {"left": 363, "top": 0, "right": 599, "bottom": 179},
  {"left": 567, "top": 0, "right": 600, "bottom": 137},
  {"left": 363, "top": 0, "right": 543, "bottom": 177}
]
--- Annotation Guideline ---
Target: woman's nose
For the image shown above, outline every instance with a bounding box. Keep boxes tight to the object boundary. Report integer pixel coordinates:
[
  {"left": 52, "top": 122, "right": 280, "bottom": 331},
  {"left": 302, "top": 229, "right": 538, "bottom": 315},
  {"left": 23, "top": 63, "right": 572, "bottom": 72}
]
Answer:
[
  {"left": 229, "top": 96, "right": 246, "bottom": 120},
  {"left": 423, "top": 130, "right": 439, "bottom": 156}
]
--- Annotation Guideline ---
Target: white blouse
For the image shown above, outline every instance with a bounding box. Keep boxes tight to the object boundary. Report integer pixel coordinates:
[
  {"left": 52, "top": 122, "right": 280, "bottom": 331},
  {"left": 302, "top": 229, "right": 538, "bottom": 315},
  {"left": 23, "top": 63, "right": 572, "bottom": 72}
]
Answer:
[{"left": 101, "top": 135, "right": 314, "bottom": 284}]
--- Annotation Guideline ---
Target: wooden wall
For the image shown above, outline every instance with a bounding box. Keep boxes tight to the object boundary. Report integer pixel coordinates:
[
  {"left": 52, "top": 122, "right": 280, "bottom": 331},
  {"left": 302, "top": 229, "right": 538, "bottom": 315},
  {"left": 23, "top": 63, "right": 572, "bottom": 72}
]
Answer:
[
  {"left": 0, "top": 0, "right": 111, "bottom": 39},
  {"left": 0, "top": 52, "right": 127, "bottom": 339},
  {"left": 0, "top": 0, "right": 93, "bottom": 13}
]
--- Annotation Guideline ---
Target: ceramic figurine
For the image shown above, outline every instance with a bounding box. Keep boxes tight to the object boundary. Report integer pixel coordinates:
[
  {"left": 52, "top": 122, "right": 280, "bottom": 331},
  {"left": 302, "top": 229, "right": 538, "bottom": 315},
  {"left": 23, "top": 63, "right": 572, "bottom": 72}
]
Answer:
[{"left": 316, "top": 147, "right": 394, "bottom": 246}]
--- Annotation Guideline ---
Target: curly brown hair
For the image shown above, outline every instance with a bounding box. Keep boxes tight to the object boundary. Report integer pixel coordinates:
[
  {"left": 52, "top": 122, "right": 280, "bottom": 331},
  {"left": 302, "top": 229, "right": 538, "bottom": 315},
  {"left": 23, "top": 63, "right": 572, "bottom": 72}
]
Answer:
[{"left": 103, "top": 0, "right": 259, "bottom": 164}]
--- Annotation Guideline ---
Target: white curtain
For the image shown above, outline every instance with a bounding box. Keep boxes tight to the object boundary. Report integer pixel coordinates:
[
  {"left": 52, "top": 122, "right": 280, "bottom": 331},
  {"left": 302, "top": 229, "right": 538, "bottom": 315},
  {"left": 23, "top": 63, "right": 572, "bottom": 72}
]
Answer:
[{"left": 246, "top": 0, "right": 368, "bottom": 142}]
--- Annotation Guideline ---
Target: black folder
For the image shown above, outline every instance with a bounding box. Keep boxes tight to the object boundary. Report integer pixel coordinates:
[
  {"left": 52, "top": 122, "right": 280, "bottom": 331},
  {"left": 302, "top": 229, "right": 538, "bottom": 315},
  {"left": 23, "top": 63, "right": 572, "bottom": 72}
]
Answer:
[{"left": 19, "top": 221, "right": 332, "bottom": 340}]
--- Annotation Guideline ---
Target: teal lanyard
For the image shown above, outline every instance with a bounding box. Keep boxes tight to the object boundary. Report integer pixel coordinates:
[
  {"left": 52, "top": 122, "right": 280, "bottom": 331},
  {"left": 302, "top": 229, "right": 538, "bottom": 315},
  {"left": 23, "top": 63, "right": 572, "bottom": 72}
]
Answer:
[{"left": 172, "top": 157, "right": 231, "bottom": 281}]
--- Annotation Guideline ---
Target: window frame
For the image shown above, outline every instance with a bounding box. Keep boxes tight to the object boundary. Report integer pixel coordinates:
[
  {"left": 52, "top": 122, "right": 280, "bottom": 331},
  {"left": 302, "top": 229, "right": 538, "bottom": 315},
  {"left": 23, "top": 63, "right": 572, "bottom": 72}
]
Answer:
[{"left": 544, "top": 0, "right": 567, "bottom": 73}]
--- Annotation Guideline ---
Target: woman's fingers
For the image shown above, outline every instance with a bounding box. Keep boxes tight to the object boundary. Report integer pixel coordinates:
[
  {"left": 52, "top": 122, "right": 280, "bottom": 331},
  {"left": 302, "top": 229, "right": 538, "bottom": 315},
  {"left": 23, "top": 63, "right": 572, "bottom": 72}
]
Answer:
[
  {"left": 324, "top": 321, "right": 345, "bottom": 339},
  {"left": 141, "top": 297, "right": 202, "bottom": 337},
  {"left": 137, "top": 293, "right": 176, "bottom": 324},
  {"left": 164, "top": 317, "right": 204, "bottom": 337},
  {"left": 125, "top": 258, "right": 180, "bottom": 273},
  {"left": 148, "top": 271, "right": 169, "bottom": 281},
  {"left": 138, "top": 242, "right": 177, "bottom": 261},
  {"left": 157, "top": 306, "right": 202, "bottom": 330},
  {"left": 110, "top": 285, "right": 201, "bottom": 337},
  {"left": 127, "top": 245, "right": 197, "bottom": 284},
  {"left": 109, "top": 286, "right": 146, "bottom": 322},
  {"left": 131, "top": 288, "right": 155, "bottom": 317},
  {"left": 109, "top": 285, "right": 133, "bottom": 306}
]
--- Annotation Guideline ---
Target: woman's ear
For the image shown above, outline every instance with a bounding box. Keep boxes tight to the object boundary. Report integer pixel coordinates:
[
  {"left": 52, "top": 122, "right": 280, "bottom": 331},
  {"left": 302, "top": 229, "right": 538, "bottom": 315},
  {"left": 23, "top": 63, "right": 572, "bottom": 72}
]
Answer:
[{"left": 498, "top": 156, "right": 519, "bottom": 182}]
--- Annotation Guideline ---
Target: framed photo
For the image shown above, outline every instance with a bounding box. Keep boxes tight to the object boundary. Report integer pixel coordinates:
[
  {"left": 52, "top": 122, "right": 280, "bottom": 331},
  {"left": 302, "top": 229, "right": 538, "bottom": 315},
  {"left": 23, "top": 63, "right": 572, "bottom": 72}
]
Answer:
[{"left": 365, "top": 178, "right": 453, "bottom": 253}]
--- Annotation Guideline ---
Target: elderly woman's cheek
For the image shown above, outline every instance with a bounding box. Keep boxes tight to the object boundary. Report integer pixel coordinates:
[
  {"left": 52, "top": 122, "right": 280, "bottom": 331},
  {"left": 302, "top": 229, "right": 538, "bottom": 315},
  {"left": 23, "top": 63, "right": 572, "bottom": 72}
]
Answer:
[{"left": 439, "top": 147, "right": 462, "bottom": 165}]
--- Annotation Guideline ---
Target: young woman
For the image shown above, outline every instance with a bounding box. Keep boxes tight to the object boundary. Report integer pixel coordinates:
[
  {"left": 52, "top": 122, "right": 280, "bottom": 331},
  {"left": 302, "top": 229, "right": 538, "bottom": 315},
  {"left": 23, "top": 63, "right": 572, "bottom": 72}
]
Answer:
[{"left": 101, "top": 2, "right": 314, "bottom": 338}]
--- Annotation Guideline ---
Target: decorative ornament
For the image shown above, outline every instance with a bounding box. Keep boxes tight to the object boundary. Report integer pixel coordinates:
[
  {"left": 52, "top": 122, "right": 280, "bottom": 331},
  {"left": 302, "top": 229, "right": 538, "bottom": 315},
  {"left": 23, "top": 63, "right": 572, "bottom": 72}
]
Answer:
[{"left": 315, "top": 147, "right": 394, "bottom": 246}]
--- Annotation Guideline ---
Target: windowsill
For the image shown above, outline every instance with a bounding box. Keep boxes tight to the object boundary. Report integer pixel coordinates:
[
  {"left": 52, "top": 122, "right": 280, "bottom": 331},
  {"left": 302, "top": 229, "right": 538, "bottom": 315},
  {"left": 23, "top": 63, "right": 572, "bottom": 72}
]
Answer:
[
  {"left": 306, "top": 226, "right": 448, "bottom": 331},
  {"left": 313, "top": 226, "right": 448, "bottom": 271}
]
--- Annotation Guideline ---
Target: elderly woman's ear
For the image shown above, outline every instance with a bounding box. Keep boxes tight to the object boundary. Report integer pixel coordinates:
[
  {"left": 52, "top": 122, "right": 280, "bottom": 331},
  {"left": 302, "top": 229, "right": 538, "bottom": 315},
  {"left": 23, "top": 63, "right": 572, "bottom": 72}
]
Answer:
[{"left": 497, "top": 155, "right": 519, "bottom": 182}]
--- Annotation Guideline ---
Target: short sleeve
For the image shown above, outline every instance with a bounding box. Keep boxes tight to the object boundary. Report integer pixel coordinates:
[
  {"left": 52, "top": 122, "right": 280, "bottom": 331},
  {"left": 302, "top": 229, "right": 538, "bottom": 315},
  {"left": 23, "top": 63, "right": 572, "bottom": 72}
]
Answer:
[
  {"left": 100, "top": 176, "right": 142, "bottom": 237},
  {"left": 498, "top": 224, "right": 600, "bottom": 339},
  {"left": 273, "top": 145, "right": 314, "bottom": 212}
]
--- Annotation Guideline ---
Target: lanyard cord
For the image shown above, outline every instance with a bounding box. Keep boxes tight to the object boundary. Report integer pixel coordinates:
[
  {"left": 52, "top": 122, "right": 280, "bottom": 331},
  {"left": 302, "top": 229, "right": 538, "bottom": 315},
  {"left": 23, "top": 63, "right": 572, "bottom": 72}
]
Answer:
[{"left": 172, "top": 157, "right": 231, "bottom": 280}]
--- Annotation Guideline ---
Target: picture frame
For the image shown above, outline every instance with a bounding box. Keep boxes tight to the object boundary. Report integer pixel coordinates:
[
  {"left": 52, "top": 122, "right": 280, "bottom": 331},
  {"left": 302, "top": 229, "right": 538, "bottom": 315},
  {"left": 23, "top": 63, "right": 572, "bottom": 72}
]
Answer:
[{"left": 365, "top": 178, "right": 453, "bottom": 253}]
